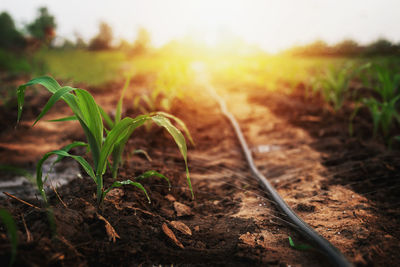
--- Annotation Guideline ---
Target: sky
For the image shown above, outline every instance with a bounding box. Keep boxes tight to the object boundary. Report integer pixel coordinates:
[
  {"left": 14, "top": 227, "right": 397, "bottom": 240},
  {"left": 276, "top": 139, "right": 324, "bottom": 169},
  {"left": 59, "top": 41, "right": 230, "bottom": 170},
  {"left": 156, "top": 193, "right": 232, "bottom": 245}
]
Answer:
[{"left": 1, "top": 0, "right": 400, "bottom": 53}]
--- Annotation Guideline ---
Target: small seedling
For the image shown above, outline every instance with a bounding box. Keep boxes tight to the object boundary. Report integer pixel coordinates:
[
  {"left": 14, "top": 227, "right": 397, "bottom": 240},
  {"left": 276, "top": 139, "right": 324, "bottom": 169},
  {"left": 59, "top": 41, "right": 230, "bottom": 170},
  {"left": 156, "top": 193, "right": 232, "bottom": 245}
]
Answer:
[
  {"left": 100, "top": 79, "right": 194, "bottom": 178},
  {"left": 133, "top": 62, "right": 193, "bottom": 113},
  {"left": 17, "top": 76, "right": 193, "bottom": 208},
  {"left": 288, "top": 236, "right": 313, "bottom": 251},
  {"left": 314, "top": 63, "right": 370, "bottom": 112},
  {"left": 362, "top": 96, "right": 400, "bottom": 139},
  {"left": 351, "top": 63, "right": 400, "bottom": 143},
  {"left": 368, "top": 64, "right": 400, "bottom": 102},
  {"left": 318, "top": 65, "right": 352, "bottom": 112}
]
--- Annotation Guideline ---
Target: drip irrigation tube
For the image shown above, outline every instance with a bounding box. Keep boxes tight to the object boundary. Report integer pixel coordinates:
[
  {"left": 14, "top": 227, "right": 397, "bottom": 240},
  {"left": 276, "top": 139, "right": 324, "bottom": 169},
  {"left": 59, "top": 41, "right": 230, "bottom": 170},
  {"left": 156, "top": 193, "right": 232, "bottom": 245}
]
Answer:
[{"left": 208, "top": 87, "right": 353, "bottom": 267}]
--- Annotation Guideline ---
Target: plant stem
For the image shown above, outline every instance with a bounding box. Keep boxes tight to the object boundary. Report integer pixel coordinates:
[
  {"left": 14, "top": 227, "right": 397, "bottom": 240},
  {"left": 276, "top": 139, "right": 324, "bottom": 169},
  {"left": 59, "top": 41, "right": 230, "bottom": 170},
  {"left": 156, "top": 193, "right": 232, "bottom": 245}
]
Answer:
[{"left": 96, "top": 174, "right": 103, "bottom": 207}]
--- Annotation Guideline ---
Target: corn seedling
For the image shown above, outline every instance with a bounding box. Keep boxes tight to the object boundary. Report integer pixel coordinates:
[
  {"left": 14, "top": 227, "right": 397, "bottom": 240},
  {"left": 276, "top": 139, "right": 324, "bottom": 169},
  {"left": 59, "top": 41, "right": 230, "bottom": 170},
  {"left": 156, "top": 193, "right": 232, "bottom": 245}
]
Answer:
[
  {"left": 101, "top": 78, "right": 194, "bottom": 178},
  {"left": 372, "top": 64, "right": 400, "bottom": 102},
  {"left": 17, "top": 76, "right": 192, "bottom": 207},
  {"left": 304, "top": 76, "right": 320, "bottom": 99},
  {"left": 351, "top": 63, "right": 400, "bottom": 143},
  {"left": 0, "top": 209, "right": 18, "bottom": 266},
  {"left": 133, "top": 61, "right": 193, "bottom": 113},
  {"left": 362, "top": 96, "right": 400, "bottom": 140},
  {"left": 359, "top": 63, "right": 400, "bottom": 101},
  {"left": 318, "top": 65, "right": 352, "bottom": 111}
]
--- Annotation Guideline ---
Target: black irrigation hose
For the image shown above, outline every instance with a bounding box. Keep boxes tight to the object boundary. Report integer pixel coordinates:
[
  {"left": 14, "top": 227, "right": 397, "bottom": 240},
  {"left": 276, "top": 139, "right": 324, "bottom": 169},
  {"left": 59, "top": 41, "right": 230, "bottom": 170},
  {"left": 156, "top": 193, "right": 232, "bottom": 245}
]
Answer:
[{"left": 208, "top": 88, "right": 353, "bottom": 267}]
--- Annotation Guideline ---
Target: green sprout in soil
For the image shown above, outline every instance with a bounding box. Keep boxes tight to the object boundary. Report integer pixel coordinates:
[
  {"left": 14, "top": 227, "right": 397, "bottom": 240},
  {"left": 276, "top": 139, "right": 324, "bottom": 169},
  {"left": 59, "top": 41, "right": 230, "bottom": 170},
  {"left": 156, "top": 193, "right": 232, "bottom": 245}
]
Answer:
[
  {"left": 351, "top": 63, "right": 400, "bottom": 144},
  {"left": 17, "top": 76, "right": 193, "bottom": 208},
  {"left": 133, "top": 61, "right": 193, "bottom": 113},
  {"left": 318, "top": 65, "right": 352, "bottom": 112},
  {"left": 362, "top": 96, "right": 400, "bottom": 140},
  {"left": 288, "top": 236, "right": 313, "bottom": 251}
]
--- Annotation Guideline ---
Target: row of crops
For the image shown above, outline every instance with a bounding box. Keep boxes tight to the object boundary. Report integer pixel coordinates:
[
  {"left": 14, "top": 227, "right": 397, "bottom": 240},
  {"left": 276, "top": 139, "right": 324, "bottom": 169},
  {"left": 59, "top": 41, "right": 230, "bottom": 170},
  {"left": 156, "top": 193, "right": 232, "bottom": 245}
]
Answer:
[
  {"left": 306, "top": 59, "right": 400, "bottom": 145},
  {"left": 1, "top": 51, "right": 399, "bottom": 265},
  {"left": 209, "top": 55, "right": 400, "bottom": 147}
]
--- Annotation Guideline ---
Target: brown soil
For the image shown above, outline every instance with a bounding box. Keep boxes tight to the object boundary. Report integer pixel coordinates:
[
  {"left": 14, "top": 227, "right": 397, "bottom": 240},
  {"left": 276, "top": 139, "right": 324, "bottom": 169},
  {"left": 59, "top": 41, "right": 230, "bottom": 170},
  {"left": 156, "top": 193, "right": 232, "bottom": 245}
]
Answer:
[{"left": 0, "top": 74, "right": 399, "bottom": 266}]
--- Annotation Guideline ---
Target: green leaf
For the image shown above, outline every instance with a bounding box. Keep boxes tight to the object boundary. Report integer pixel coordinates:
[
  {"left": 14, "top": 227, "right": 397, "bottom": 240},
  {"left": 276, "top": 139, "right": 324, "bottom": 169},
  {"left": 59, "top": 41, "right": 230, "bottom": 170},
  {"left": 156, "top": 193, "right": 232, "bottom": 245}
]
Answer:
[
  {"left": 98, "top": 105, "right": 114, "bottom": 129},
  {"left": 288, "top": 236, "right": 313, "bottom": 251},
  {"left": 154, "top": 111, "right": 195, "bottom": 146},
  {"left": 135, "top": 170, "right": 171, "bottom": 189},
  {"left": 76, "top": 116, "right": 101, "bottom": 170},
  {"left": 17, "top": 76, "right": 62, "bottom": 122},
  {"left": 349, "top": 101, "right": 361, "bottom": 136},
  {"left": 150, "top": 115, "right": 193, "bottom": 198},
  {"left": 97, "top": 116, "right": 149, "bottom": 177},
  {"left": 115, "top": 76, "right": 130, "bottom": 124},
  {"left": 37, "top": 150, "right": 96, "bottom": 203},
  {"left": 75, "top": 89, "right": 104, "bottom": 151},
  {"left": 104, "top": 180, "right": 150, "bottom": 203},
  {"left": 111, "top": 142, "right": 125, "bottom": 179},
  {"left": 0, "top": 209, "right": 18, "bottom": 267},
  {"left": 47, "top": 115, "right": 77, "bottom": 122},
  {"left": 54, "top": 141, "right": 88, "bottom": 164},
  {"left": 32, "top": 86, "right": 76, "bottom": 126},
  {"left": 16, "top": 76, "right": 82, "bottom": 125}
]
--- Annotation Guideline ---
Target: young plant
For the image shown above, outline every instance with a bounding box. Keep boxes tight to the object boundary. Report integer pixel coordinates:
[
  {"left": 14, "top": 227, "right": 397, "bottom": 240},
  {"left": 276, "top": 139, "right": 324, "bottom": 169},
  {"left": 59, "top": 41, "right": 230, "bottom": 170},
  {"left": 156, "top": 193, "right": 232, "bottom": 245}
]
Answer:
[
  {"left": 17, "top": 76, "right": 192, "bottom": 207},
  {"left": 304, "top": 76, "right": 320, "bottom": 99},
  {"left": 100, "top": 78, "right": 195, "bottom": 178},
  {"left": 371, "top": 64, "right": 400, "bottom": 102},
  {"left": 362, "top": 95, "right": 400, "bottom": 140},
  {"left": 351, "top": 63, "right": 400, "bottom": 144},
  {"left": 133, "top": 61, "right": 193, "bottom": 113},
  {"left": 318, "top": 65, "right": 352, "bottom": 111},
  {"left": 288, "top": 236, "right": 313, "bottom": 251}
]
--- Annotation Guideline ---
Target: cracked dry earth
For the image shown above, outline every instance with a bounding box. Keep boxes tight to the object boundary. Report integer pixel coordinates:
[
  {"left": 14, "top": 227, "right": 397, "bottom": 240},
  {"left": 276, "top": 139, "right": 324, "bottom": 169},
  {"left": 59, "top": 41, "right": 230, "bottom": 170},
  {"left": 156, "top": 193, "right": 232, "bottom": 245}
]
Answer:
[{"left": 0, "top": 76, "right": 399, "bottom": 266}]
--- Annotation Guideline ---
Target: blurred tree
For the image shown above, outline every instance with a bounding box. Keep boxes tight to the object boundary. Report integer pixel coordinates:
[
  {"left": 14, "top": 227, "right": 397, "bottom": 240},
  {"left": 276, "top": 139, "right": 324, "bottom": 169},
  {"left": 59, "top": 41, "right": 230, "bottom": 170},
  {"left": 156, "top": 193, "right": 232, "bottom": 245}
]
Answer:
[
  {"left": 288, "top": 40, "right": 331, "bottom": 56},
  {"left": 89, "top": 22, "right": 113, "bottom": 50},
  {"left": 62, "top": 39, "right": 75, "bottom": 50},
  {"left": 74, "top": 32, "right": 87, "bottom": 49},
  {"left": 118, "top": 39, "right": 131, "bottom": 51},
  {"left": 75, "top": 37, "right": 87, "bottom": 49},
  {"left": 26, "top": 7, "right": 56, "bottom": 45},
  {"left": 307, "top": 40, "right": 331, "bottom": 55},
  {"left": 0, "top": 12, "right": 24, "bottom": 49},
  {"left": 131, "top": 27, "right": 151, "bottom": 54},
  {"left": 333, "top": 39, "right": 361, "bottom": 55},
  {"left": 365, "top": 39, "right": 397, "bottom": 55}
]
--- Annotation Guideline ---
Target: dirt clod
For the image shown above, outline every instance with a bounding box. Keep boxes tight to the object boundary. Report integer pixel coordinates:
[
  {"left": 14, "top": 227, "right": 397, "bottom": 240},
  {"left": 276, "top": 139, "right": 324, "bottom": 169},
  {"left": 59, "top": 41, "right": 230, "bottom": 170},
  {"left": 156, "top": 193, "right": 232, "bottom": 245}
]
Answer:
[
  {"left": 173, "top": 201, "right": 192, "bottom": 217},
  {"left": 165, "top": 194, "right": 176, "bottom": 202},
  {"left": 162, "top": 222, "right": 184, "bottom": 249},
  {"left": 170, "top": 221, "right": 192, "bottom": 236}
]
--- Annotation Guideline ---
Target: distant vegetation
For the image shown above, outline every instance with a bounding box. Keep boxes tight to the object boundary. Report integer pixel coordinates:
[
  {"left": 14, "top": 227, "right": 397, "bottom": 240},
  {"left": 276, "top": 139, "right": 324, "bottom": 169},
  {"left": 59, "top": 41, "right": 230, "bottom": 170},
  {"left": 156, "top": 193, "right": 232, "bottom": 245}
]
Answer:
[
  {"left": 0, "top": 6, "right": 399, "bottom": 147},
  {"left": 286, "top": 39, "right": 400, "bottom": 57}
]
